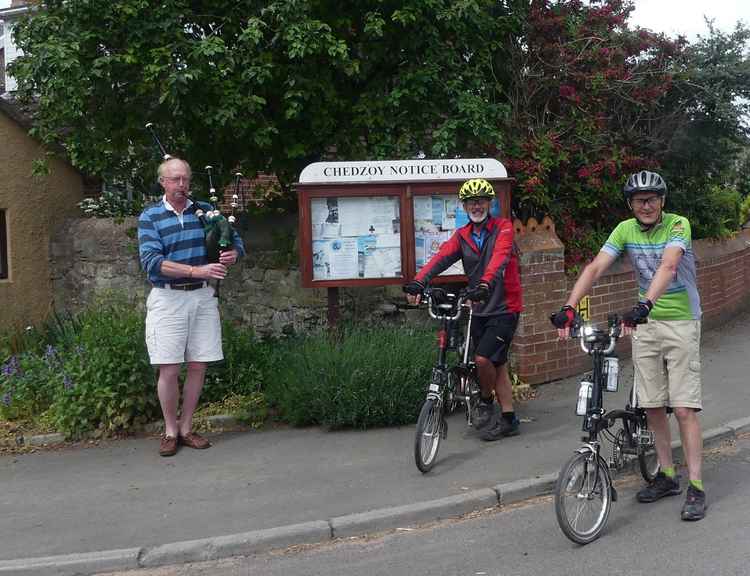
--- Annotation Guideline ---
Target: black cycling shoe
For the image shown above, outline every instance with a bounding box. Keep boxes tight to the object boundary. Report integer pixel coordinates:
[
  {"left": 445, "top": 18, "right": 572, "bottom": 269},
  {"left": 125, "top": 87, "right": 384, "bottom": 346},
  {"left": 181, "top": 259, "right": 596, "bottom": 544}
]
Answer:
[
  {"left": 480, "top": 415, "right": 520, "bottom": 441},
  {"left": 473, "top": 402, "right": 496, "bottom": 430},
  {"left": 636, "top": 472, "right": 682, "bottom": 503},
  {"left": 681, "top": 485, "right": 707, "bottom": 521}
]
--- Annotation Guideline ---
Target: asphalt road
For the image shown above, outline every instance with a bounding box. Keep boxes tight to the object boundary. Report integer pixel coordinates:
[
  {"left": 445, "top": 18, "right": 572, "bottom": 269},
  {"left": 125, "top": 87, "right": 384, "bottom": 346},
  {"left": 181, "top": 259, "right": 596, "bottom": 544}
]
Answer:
[{"left": 97, "top": 433, "right": 750, "bottom": 576}]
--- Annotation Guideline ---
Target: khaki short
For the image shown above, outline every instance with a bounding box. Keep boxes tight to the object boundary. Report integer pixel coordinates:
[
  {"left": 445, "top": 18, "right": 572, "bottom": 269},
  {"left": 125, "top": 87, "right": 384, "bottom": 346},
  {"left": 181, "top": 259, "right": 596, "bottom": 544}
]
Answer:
[
  {"left": 145, "top": 285, "right": 223, "bottom": 365},
  {"left": 632, "top": 319, "right": 702, "bottom": 410}
]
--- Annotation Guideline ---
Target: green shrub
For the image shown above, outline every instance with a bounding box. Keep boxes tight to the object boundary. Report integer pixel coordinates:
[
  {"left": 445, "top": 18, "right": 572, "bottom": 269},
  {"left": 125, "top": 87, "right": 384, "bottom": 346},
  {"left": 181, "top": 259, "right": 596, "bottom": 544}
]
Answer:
[
  {"left": 264, "top": 324, "right": 436, "bottom": 429},
  {"left": 0, "top": 295, "right": 270, "bottom": 438},
  {"left": 670, "top": 183, "right": 742, "bottom": 239},
  {"left": 1, "top": 295, "right": 158, "bottom": 437},
  {"left": 51, "top": 299, "right": 158, "bottom": 437},
  {"left": 740, "top": 194, "right": 750, "bottom": 226},
  {"left": 202, "top": 321, "right": 265, "bottom": 403}
]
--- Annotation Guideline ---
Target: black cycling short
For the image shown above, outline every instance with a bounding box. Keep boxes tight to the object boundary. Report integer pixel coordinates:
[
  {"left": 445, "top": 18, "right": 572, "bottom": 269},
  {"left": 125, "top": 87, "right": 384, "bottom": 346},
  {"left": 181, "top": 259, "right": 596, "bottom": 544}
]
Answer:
[{"left": 471, "top": 313, "right": 519, "bottom": 366}]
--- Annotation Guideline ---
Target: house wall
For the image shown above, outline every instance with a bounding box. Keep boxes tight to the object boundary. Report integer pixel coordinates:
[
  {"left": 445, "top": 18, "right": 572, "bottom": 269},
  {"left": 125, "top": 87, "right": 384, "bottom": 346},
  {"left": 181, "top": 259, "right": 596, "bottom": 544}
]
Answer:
[{"left": 0, "top": 108, "right": 84, "bottom": 329}]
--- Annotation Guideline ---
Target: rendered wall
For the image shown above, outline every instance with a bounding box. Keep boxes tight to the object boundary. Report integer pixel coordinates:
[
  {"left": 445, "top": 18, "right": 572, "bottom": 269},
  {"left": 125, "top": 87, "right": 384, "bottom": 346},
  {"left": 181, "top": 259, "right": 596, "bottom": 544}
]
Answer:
[{"left": 0, "top": 108, "right": 84, "bottom": 329}]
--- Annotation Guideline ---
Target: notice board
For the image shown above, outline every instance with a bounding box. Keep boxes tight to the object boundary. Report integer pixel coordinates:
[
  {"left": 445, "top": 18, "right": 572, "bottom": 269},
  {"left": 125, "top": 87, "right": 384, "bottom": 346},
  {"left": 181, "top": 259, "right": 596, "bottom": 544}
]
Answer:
[{"left": 296, "top": 159, "right": 512, "bottom": 288}]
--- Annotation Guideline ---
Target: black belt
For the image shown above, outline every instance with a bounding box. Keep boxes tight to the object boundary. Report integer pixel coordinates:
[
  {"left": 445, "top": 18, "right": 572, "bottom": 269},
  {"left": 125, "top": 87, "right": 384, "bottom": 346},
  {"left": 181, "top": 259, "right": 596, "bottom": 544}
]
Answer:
[{"left": 152, "top": 282, "right": 207, "bottom": 291}]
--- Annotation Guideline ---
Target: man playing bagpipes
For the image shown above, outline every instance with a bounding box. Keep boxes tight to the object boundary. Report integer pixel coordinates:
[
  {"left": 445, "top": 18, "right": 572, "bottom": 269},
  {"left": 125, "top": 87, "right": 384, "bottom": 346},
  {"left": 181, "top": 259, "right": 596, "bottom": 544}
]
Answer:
[{"left": 138, "top": 157, "right": 245, "bottom": 457}]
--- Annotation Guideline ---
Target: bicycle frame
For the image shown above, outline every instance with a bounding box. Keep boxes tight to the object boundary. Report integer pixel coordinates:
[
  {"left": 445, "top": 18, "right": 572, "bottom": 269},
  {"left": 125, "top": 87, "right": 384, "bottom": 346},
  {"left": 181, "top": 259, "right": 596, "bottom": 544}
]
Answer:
[{"left": 425, "top": 292, "right": 476, "bottom": 409}]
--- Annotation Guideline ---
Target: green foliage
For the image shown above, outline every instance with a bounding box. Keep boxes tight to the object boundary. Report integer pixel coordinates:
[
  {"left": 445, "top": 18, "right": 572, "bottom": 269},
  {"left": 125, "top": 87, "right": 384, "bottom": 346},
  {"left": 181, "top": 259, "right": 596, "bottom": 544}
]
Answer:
[
  {"left": 669, "top": 183, "right": 742, "bottom": 239},
  {"left": 10, "top": 0, "right": 518, "bottom": 192},
  {"left": 498, "top": 1, "right": 749, "bottom": 269},
  {"left": 0, "top": 296, "right": 158, "bottom": 437},
  {"left": 265, "top": 324, "right": 435, "bottom": 429},
  {"left": 79, "top": 190, "right": 144, "bottom": 218},
  {"left": 202, "top": 321, "right": 265, "bottom": 403},
  {"left": 740, "top": 194, "right": 750, "bottom": 226}
]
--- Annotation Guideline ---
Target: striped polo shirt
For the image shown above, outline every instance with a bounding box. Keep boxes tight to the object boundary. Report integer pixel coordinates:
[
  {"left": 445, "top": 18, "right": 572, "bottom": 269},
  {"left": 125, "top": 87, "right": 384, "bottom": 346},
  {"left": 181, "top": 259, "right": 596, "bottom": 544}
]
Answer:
[{"left": 138, "top": 197, "right": 245, "bottom": 285}]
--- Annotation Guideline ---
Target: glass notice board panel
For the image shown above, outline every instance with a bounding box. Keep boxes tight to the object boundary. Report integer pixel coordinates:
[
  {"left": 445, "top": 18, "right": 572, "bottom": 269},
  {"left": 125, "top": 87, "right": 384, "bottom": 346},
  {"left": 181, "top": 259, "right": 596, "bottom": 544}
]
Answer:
[
  {"left": 413, "top": 194, "right": 502, "bottom": 277},
  {"left": 310, "top": 196, "right": 402, "bottom": 280}
]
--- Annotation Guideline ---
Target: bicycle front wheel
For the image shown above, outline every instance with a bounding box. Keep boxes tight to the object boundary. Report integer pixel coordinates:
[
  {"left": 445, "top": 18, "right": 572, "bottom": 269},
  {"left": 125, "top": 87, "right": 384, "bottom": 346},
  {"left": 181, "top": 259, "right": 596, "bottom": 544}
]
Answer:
[
  {"left": 414, "top": 398, "right": 443, "bottom": 473},
  {"left": 555, "top": 451, "right": 613, "bottom": 545},
  {"left": 635, "top": 412, "right": 660, "bottom": 482}
]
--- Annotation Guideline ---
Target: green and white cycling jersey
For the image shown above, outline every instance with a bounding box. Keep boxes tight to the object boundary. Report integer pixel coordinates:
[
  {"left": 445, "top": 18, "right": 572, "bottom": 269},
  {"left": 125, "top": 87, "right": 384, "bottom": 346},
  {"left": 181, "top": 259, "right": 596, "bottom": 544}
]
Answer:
[{"left": 601, "top": 213, "right": 701, "bottom": 321}]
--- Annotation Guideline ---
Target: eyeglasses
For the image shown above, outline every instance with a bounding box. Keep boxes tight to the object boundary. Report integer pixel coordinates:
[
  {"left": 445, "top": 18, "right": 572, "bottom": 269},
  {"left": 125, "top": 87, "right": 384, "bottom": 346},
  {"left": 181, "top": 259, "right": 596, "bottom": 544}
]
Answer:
[
  {"left": 631, "top": 196, "right": 662, "bottom": 208},
  {"left": 464, "top": 198, "right": 490, "bottom": 207},
  {"left": 161, "top": 176, "right": 191, "bottom": 185}
]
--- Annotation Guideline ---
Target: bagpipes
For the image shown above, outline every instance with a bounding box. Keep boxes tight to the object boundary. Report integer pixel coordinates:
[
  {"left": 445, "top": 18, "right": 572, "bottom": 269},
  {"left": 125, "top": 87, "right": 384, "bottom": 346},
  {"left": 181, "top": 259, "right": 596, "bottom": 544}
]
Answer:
[{"left": 145, "top": 123, "right": 244, "bottom": 294}]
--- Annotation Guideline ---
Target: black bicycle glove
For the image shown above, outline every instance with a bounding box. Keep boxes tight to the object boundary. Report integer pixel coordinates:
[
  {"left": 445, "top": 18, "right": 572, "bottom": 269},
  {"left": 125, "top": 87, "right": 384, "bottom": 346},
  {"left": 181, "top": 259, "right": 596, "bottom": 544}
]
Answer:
[
  {"left": 465, "top": 282, "right": 490, "bottom": 303},
  {"left": 403, "top": 280, "right": 425, "bottom": 296},
  {"left": 622, "top": 300, "right": 653, "bottom": 327},
  {"left": 550, "top": 305, "right": 577, "bottom": 329}
]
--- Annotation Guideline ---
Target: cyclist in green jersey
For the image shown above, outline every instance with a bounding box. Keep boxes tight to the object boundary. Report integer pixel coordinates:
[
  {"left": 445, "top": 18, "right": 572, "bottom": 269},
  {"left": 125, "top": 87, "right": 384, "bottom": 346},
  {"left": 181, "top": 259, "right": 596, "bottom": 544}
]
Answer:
[{"left": 551, "top": 170, "right": 706, "bottom": 521}]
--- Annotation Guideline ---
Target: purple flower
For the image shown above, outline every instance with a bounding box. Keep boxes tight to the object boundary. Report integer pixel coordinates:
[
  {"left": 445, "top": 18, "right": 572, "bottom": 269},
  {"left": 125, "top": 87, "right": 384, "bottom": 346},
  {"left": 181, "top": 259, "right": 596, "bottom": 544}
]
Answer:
[
  {"left": 63, "top": 374, "right": 73, "bottom": 390},
  {"left": 44, "top": 345, "right": 57, "bottom": 364},
  {"left": 1, "top": 356, "right": 19, "bottom": 377}
]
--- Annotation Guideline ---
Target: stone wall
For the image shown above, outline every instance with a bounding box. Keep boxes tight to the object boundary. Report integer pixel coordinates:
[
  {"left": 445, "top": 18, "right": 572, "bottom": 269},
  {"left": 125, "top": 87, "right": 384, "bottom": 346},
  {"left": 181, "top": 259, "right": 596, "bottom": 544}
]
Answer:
[
  {"left": 49, "top": 216, "right": 399, "bottom": 337},
  {"left": 50, "top": 216, "right": 750, "bottom": 385}
]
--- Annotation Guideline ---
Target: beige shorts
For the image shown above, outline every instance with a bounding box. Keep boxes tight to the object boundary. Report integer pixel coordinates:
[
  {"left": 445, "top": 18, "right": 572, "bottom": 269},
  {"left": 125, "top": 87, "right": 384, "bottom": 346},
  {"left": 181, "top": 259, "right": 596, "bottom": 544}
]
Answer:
[
  {"left": 145, "top": 285, "right": 223, "bottom": 365},
  {"left": 632, "top": 319, "right": 702, "bottom": 410}
]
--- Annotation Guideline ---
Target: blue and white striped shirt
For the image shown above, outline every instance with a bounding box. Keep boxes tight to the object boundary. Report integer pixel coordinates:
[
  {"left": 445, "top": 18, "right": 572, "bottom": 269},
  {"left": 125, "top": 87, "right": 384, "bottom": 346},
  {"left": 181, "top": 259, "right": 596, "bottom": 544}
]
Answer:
[{"left": 138, "top": 197, "right": 245, "bottom": 285}]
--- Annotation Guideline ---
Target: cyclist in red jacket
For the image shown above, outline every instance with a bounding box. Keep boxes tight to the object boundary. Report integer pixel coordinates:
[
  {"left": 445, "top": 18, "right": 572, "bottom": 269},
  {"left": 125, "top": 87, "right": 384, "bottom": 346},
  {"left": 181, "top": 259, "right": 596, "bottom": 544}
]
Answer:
[{"left": 404, "top": 178, "right": 523, "bottom": 440}]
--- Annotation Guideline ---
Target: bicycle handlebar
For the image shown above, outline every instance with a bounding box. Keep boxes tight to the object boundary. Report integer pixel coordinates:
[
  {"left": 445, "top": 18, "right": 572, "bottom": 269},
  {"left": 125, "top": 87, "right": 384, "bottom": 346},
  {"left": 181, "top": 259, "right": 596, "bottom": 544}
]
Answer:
[
  {"left": 570, "top": 314, "right": 623, "bottom": 355},
  {"left": 423, "top": 287, "right": 469, "bottom": 322}
]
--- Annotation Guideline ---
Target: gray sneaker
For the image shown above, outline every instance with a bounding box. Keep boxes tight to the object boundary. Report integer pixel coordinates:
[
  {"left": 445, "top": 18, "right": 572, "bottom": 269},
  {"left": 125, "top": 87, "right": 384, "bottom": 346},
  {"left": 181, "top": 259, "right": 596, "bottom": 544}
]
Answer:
[
  {"left": 681, "top": 485, "right": 707, "bottom": 521},
  {"left": 636, "top": 472, "right": 682, "bottom": 503},
  {"left": 473, "top": 402, "right": 496, "bottom": 430}
]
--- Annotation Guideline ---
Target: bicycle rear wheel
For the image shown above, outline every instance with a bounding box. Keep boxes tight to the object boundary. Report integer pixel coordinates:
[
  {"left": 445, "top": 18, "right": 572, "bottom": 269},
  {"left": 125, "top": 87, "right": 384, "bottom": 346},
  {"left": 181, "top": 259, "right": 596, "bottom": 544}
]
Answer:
[
  {"left": 555, "top": 451, "right": 613, "bottom": 545},
  {"left": 414, "top": 398, "right": 443, "bottom": 473}
]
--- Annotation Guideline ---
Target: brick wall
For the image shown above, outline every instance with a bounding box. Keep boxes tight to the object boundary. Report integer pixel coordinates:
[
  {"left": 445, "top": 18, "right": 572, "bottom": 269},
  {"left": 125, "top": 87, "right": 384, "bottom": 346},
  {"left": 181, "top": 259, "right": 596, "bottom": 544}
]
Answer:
[
  {"left": 218, "top": 173, "right": 281, "bottom": 214},
  {"left": 513, "top": 223, "right": 750, "bottom": 385}
]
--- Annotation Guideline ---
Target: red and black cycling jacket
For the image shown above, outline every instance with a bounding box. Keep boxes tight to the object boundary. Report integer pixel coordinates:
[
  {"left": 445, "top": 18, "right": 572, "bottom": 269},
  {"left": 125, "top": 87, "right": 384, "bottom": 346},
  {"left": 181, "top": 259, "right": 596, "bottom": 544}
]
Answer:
[{"left": 414, "top": 216, "right": 523, "bottom": 317}]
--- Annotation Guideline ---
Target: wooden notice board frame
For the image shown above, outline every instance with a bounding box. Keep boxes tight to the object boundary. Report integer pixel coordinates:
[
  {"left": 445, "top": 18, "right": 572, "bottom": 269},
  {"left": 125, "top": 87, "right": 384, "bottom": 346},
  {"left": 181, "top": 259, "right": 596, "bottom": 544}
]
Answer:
[{"left": 296, "top": 159, "right": 512, "bottom": 289}]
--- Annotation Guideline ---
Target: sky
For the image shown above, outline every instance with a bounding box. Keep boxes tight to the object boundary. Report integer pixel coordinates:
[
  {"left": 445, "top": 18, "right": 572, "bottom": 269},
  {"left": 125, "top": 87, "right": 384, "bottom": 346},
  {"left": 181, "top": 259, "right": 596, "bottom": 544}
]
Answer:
[{"left": 627, "top": 0, "right": 748, "bottom": 40}]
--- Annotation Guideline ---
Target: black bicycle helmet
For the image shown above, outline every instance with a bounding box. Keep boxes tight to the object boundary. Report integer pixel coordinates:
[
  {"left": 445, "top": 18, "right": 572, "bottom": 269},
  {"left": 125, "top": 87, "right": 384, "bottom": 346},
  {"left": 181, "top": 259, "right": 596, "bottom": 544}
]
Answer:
[{"left": 623, "top": 170, "right": 667, "bottom": 200}]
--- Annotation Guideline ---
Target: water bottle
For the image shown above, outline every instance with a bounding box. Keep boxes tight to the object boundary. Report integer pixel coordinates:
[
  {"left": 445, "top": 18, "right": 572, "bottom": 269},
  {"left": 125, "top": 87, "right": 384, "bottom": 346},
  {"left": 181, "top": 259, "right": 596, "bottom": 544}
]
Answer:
[
  {"left": 576, "top": 381, "right": 593, "bottom": 416},
  {"left": 604, "top": 357, "right": 619, "bottom": 392}
]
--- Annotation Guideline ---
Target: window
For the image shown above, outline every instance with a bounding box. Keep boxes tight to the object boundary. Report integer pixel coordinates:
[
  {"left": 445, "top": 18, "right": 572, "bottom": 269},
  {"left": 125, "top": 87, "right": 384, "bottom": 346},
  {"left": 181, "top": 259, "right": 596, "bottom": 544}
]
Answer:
[{"left": 0, "top": 210, "right": 8, "bottom": 280}]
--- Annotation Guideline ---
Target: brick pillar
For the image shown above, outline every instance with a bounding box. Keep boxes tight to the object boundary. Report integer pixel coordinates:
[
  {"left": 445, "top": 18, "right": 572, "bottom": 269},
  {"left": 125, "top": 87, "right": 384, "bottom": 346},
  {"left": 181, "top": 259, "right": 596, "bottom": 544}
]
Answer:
[{"left": 512, "top": 217, "right": 584, "bottom": 385}]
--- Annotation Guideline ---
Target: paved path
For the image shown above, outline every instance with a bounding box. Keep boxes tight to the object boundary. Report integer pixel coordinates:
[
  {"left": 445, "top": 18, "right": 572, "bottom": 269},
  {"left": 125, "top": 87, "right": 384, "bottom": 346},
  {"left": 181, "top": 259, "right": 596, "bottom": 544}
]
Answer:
[{"left": 1, "top": 307, "right": 749, "bottom": 575}]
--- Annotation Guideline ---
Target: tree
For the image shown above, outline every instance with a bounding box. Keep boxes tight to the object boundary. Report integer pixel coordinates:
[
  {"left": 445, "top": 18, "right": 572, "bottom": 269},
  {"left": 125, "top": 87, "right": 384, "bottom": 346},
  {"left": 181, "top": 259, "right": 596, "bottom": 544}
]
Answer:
[
  {"left": 9, "top": 0, "right": 520, "bottom": 196},
  {"left": 498, "top": 0, "right": 750, "bottom": 268}
]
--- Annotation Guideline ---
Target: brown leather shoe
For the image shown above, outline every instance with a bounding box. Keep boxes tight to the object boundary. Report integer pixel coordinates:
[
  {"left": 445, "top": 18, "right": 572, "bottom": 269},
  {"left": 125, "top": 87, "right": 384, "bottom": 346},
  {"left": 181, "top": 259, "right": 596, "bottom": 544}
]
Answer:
[
  {"left": 159, "top": 435, "right": 178, "bottom": 457},
  {"left": 179, "top": 432, "right": 211, "bottom": 450}
]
